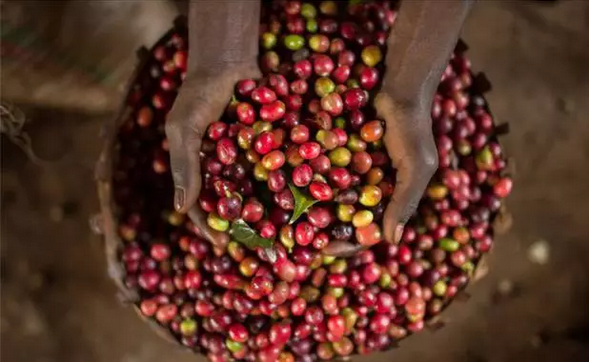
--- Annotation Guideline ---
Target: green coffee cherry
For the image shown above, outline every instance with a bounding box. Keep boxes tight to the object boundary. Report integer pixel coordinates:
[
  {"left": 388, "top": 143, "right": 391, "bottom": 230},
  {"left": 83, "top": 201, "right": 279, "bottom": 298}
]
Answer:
[{"left": 284, "top": 34, "right": 305, "bottom": 50}]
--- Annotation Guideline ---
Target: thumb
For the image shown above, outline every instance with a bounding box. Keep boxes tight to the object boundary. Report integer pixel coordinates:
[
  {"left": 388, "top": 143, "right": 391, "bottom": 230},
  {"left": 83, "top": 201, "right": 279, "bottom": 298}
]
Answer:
[
  {"left": 382, "top": 165, "right": 423, "bottom": 244},
  {"left": 166, "top": 118, "right": 228, "bottom": 249},
  {"left": 382, "top": 146, "right": 438, "bottom": 243},
  {"left": 165, "top": 119, "right": 202, "bottom": 213}
]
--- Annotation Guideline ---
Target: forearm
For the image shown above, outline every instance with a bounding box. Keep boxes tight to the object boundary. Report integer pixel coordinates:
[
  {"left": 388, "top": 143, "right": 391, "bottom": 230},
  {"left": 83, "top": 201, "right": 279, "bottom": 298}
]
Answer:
[
  {"left": 188, "top": 0, "right": 261, "bottom": 74},
  {"left": 383, "top": 0, "right": 474, "bottom": 107}
]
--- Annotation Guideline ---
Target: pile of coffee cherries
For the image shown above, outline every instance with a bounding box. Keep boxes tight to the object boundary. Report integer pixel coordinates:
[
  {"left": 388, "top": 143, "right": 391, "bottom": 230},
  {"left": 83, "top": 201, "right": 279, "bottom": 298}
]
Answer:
[{"left": 113, "top": 1, "right": 512, "bottom": 361}]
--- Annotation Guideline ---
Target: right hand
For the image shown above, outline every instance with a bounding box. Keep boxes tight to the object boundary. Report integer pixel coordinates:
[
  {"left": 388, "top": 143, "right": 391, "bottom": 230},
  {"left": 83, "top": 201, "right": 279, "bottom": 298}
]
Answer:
[
  {"left": 323, "top": 92, "right": 438, "bottom": 258},
  {"left": 165, "top": 64, "right": 260, "bottom": 250}
]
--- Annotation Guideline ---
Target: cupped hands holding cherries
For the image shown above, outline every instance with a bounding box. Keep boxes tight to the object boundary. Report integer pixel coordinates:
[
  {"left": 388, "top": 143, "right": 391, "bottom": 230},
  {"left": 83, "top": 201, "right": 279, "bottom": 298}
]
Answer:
[
  {"left": 165, "top": 0, "right": 453, "bottom": 257},
  {"left": 167, "top": 77, "right": 437, "bottom": 257}
]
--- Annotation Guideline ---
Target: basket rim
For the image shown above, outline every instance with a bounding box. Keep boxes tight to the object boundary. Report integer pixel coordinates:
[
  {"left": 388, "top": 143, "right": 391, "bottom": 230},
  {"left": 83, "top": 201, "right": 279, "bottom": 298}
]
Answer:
[{"left": 94, "top": 19, "right": 187, "bottom": 346}]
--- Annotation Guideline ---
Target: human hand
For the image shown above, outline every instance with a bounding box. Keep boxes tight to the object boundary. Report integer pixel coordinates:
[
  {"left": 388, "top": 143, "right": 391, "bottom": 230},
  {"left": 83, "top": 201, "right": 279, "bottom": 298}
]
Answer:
[
  {"left": 165, "top": 65, "right": 260, "bottom": 249},
  {"left": 324, "top": 92, "right": 438, "bottom": 257},
  {"left": 375, "top": 93, "right": 438, "bottom": 243}
]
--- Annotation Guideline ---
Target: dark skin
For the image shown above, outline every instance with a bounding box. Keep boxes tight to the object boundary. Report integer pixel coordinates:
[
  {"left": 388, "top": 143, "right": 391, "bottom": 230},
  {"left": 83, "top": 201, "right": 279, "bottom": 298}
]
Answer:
[{"left": 166, "top": 0, "right": 474, "bottom": 256}]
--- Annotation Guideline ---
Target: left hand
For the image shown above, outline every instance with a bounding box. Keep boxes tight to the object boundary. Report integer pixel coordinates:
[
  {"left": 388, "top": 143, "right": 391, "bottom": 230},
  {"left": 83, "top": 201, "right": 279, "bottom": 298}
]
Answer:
[
  {"left": 323, "top": 92, "right": 438, "bottom": 257},
  {"left": 166, "top": 64, "right": 260, "bottom": 250}
]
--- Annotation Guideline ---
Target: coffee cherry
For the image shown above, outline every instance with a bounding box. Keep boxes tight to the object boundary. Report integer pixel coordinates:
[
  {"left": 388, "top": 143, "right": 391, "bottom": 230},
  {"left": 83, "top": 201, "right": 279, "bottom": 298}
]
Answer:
[
  {"left": 346, "top": 134, "right": 366, "bottom": 152},
  {"left": 293, "top": 164, "right": 313, "bottom": 187},
  {"left": 314, "top": 54, "right": 335, "bottom": 76},
  {"left": 268, "top": 170, "right": 287, "bottom": 193},
  {"left": 351, "top": 151, "right": 373, "bottom": 174},
  {"left": 305, "top": 306, "right": 324, "bottom": 325},
  {"left": 257, "top": 220, "right": 276, "bottom": 239},
  {"left": 140, "top": 299, "right": 158, "bottom": 317},
  {"left": 156, "top": 304, "right": 178, "bottom": 324},
  {"left": 239, "top": 257, "right": 260, "bottom": 277},
  {"left": 343, "top": 88, "right": 368, "bottom": 110},
  {"left": 359, "top": 186, "right": 383, "bottom": 207},
  {"left": 337, "top": 204, "right": 355, "bottom": 223},
  {"left": 309, "top": 181, "right": 333, "bottom": 201},
  {"left": 296, "top": 222, "right": 315, "bottom": 246},
  {"left": 269, "top": 322, "right": 292, "bottom": 346},
  {"left": 290, "top": 125, "right": 310, "bottom": 144},
  {"left": 355, "top": 223, "right": 382, "bottom": 246},
  {"left": 309, "top": 155, "right": 332, "bottom": 175},
  {"left": 260, "top": 101, "right": 286, "bottom": 122},
  {"left": 360, "top": 121, "right": 384, "bottom": 142},
  {"left": 332, "top": 337, "right": 353, "bottom": 356},
  {"left": 208, "top": 212, "right": 229, "bottom": 231},
  {"left": 315, "top": 77, "right": 336, "bottom": 97},
  {"left": 332, "top": 65, "right": 351, "bottom": 84},
  {"left": 151, "top": 243, "right": 171, "bottom": 261},
  {"left": 255, "top": 132, "right": 276, "bottom": 155},
  {"left": 316, "top": 130, "right": 339, "bottom": 150},
  {"left": 328, "top": 168, "right": 352, "bottom": 189},
  {"left": 321, "top": 93, "right": 344, "bottom": 116},
  {"left": 494, "top": 177, "right": 513, "bottom": 198},
  {"left": 242, "top": 198, "right": 264, "bottom": 223},
  {"left": 262, "top": 150, "right": 286, "bottom": 171},
  {"left": 352, "top": 210, "right": 373, "bottom": 228},
  {"left": 329, "top": 147, "right": 352, "bottom": 167},
  {"left": 361, "top": 45, "right": 382, "bottom": 67},
  {"left": 217, "top": 195, "right": 242, "bottom": 221},
  {"left": 307, "top": 206, "right": 333, "bottom": 228},
  {"left": 360, "top": 67, "right": 379, "bottom": 90},
  {"left": 299, "top": 142, "right": 321, "bottom": 159},
  {"left": 252, "top": 87, "right": 277, "bottom": 104}
]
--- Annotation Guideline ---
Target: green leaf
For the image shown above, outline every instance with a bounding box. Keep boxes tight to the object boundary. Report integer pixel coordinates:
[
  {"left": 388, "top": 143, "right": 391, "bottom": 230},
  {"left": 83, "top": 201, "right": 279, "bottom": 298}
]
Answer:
[
  {"left": 289, "top": 184, "right": 319, "bottom": 224},
  {"left": 229, "top": 219, "right": 273, "bottom": 249}
]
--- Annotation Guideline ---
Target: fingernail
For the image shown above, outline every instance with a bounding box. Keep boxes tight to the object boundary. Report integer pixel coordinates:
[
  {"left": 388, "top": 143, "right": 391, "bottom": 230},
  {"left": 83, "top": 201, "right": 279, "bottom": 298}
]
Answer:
[
  {"left": 174, "top": 187, "right": 185, "bottom": 211},
  {"left": 394, "top": 224, "right": 404, "bottom": 244}
]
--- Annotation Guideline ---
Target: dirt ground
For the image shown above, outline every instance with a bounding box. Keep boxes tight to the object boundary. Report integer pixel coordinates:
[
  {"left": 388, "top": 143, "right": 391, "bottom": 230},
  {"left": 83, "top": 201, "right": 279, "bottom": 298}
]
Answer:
[{"left": 2, "top": 1, "right": 589, "bottom": 362}]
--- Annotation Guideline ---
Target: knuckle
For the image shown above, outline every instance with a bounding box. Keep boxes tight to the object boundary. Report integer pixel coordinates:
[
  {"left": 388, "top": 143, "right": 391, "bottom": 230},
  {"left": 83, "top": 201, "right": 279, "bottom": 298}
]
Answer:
[
  {"left": 170, "top": 167, "right": 185, "bottom": 185},
  {"left": 170, "top": 162, "right": 184, "bottom": 176},
  {"left": 168, "top": 155, "right": 187, "bottom": 180},
  {"left": 400, "top": 197, "right": 421, "bottom": 223},
  {"left": 418, "top": 144, "right": 439, "bottom": 175},
  {"left": 166, "top": 120, "right": 202, "bottom": 154},
  {"left": 165, "top": 117, "right": 182, "bottom": 140},
  {"left": 188, "top": 123, "right": 205, "bottom": 144},
  {"left": 424, "top": 152, "right": 439, "bottom": 174}
]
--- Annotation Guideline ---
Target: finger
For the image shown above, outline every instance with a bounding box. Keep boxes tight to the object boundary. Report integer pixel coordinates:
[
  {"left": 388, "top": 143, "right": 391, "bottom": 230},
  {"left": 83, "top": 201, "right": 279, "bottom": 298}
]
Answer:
[
  {"left": 374, "top": 93, "right": 438, "bottom": 244},
  {"left": 165, "top": 119, "right": 202, "bottom": 213},
  {"left": 382, "top": 175, "right": 422, "bottom": 244},
  {"left": 188, "top": 207, "right": 230, "bottom": 250},
  {"left": 323, "top": 241, "right": 367, "bottom": 258},
  {"left": 383, "top": 151, "right": 437, "bottom": 244}
]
